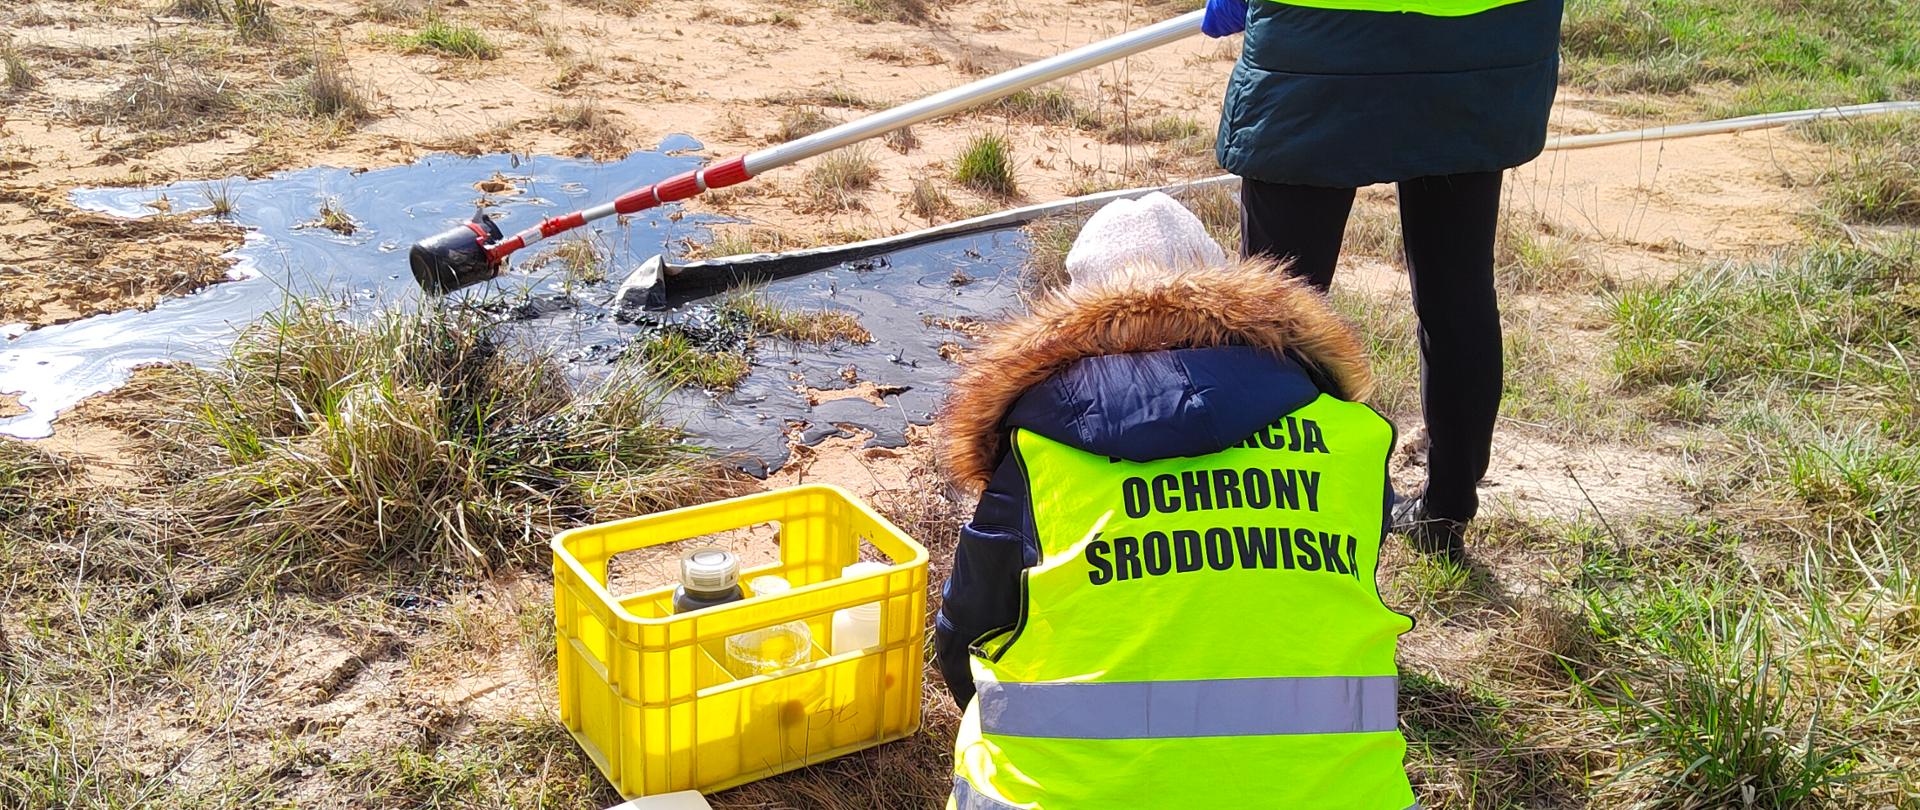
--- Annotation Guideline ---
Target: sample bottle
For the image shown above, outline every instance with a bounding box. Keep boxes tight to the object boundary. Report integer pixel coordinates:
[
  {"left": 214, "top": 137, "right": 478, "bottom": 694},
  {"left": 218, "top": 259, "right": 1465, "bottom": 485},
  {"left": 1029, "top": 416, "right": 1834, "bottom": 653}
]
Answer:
[
  {"left": 672, "top": 548, "right": 744, "bottom": 613},
  {"left": 831, "top": 562, "right": 891, "bottom": 655},
  {"left": 724, "top": 575, "right": 815, "bottom": 676}
]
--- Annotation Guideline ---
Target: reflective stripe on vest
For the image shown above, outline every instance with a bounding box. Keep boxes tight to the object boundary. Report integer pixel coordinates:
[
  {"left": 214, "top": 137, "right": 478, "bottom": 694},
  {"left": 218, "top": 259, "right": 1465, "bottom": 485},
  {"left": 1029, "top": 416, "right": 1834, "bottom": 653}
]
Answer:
[
  {"left": 1260, "top": 0, "right": 1530, "bottom": 17},
  {"left": 976, "top": 675, "right": 1400, "bottom": 739},
  {"left": 953, "top": 776, "right": 1020, "bottom": 810},
  {"left": 955, "top": 776, "right": 1425, "bottom": 810}
]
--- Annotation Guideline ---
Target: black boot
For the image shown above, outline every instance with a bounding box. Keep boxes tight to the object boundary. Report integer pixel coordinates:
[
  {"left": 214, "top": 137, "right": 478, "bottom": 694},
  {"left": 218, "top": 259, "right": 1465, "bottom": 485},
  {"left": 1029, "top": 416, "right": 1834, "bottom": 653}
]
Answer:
[{"left": 1390, "top": 495, "right": 1466, "bottom": 566}]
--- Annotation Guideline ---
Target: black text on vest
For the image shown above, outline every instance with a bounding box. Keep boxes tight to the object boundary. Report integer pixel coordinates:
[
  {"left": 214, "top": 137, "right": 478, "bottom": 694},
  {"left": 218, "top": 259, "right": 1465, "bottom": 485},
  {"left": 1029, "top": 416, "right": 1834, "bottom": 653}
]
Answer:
[
  {"left": 1083, "top": 528, "right": 1361, "bottom": 585},
  {"left": 1120, "top": 467, "right": 1322, "bottom": 518}
]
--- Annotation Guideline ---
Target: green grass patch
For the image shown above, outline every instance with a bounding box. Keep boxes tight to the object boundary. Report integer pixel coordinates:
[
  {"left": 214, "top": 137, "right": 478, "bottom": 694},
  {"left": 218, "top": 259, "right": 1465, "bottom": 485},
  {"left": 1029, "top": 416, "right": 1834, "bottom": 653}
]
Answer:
[
  {"left": 954, "top": 133, "right": 1017, "bottom": 197},
  {"left": 1612, "top": 239, "right": 1919, "bottom": 529},
  {"left": 1561, "top": 0, "right": 1920, "bottom": 115},
  {"left": 633, "top": 331, "right": 751, "bottom": 390},
  {"left": 720, "top": 287, "right": 873, "bottom": 345},
  {"left": 397, "top": 20, "right": 499, "bottom": 59},
  {"left": 0, "top": 441, "right": 63, "bottom": 519},
  {"left": 1577, "top": 561, "right": 1865, "bottom": 806},
  {"left": 1797, "top": 115, "right": 1920, "bottom": 226},
  {"left": 1610, "top": 239, "right": 1918, "bottom": 397},
  {"left": 1330, "top": 289, "right": 1422, "bottom": 417}
]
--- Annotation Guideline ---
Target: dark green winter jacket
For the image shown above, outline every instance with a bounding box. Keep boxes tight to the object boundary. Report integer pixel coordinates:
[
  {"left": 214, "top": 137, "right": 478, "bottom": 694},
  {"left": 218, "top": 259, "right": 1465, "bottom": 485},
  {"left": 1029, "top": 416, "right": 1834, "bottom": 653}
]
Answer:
[{"left": 1217, "top": 0, "right": 1563, "bottom": 188}]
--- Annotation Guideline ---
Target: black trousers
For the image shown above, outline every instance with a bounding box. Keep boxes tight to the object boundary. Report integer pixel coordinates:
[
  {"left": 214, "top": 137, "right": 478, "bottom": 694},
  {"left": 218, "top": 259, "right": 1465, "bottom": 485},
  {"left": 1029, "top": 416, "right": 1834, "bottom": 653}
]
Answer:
[{"left": 1240, "top": 173, "right": 1504, "bottom": 522}]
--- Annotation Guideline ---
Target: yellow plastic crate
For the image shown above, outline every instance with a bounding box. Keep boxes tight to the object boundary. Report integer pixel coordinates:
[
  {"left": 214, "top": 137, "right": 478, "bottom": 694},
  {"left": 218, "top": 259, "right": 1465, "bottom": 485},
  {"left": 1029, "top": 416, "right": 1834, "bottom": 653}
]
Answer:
[{"left": 552, "top": 484, "right": 929, "bottom": 799}]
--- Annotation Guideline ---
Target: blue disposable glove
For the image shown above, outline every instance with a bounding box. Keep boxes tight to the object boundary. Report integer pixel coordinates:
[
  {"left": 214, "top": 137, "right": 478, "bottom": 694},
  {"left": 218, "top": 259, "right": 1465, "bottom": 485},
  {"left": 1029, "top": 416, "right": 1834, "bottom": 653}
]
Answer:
[{"left": 1202, "top": 0, "right": 1248, "bottom": 37}]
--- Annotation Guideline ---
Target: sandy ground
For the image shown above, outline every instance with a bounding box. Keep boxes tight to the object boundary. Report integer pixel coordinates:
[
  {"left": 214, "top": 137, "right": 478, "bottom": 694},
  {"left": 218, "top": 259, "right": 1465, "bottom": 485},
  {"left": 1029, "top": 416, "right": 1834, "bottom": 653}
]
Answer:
[
  {"left": 0, "top": 0, "right": 1841, "bottom": 513},
  {"left": 2, "top": 0, "right": 1835, "bottom": 328},
  {"left": 0, "top": 0, "right": 1874, "bottom": 804}
]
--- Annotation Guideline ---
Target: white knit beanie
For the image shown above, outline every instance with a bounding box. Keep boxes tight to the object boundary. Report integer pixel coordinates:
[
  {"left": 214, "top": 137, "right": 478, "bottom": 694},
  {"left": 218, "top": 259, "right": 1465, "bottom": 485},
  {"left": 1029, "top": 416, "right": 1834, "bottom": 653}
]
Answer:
[{"left": 1063, "top": 191, "right": 1227, "bottom": 288}]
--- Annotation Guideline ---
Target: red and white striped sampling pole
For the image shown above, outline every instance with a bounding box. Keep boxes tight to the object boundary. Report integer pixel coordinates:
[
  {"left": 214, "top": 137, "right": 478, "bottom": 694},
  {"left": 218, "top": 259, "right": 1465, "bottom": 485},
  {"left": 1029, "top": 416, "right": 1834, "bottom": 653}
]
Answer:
[{"left": 410, "top": 10, "right": 1205, "bottom": 293}]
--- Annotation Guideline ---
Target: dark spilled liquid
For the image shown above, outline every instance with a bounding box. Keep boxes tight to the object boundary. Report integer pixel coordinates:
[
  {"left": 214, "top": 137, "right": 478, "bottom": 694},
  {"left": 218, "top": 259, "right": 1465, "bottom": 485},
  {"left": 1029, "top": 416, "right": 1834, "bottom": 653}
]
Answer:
[{"left": 0, "top": 142, "right": 1028, "bottom": 474}]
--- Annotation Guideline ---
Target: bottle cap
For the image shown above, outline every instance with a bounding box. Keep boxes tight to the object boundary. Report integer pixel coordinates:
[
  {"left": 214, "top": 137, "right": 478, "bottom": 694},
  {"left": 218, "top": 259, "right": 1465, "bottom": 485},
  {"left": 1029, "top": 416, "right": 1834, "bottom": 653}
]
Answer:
[
  {"left": 749, "top": 575, "right": 792, "bottom": 596},
  {"left": 680, "top": 548, "right": 739, "bottom": 593},
  {"left": 842, "top": 562, "right": 888, "bottom": 620}
]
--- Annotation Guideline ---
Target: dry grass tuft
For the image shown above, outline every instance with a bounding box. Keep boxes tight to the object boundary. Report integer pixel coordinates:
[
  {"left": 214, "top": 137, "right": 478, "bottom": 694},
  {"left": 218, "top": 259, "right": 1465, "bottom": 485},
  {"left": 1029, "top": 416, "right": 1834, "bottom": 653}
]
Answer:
[
  {"left": 882, "top": 125, "right": 918, "bottom": 154},
  {"left": 856, "top": 44, "right": 945, "bottom": 66},
  {"left": 225, "top": 0, "right": 276, "bottom": 41},
  {"left": 1104, "top": 115, "right": 1204, "bottom": 145},
  {"left": 0, "top": 441, "right": 70, "bottom": 524},
  {"left": 170, "top": 0, "right": 277, "bottom": 39},
  {"left": 762, "top": 88, "right": 878, "bottom": 110},
  {"left": 303, "top": 54, "right": 370, "bottom": 120},
  {"left": 1496, "top": 213, "right": 1608, "bottom": 294},
  {"left": 1171, "top": 183, "right": 1241, "bottom": 255},
  {"left": 1800, "top": 116, "right": 1920, "bottom": 226},
  {"left": 311, "top": 197, "right": 356, "bottom": 234},
  {"left": 169, "top": 0, "right": 227, "bottom": 18},
  {"left": 530, "top": 233, "right": 608, "bottom": 288},
  {"left": 842, "top": 0, "right": 938, "bottom": 24},
  {"left": 87, "top": 47, "right": 241, "bottom": 133},
  {"left": 574, "top": 0, "right": 652, "bottom": 14},
  {"left": 2, "top": 43, "right": 36, "bottom": 92},
  {"left": 908, "top": 176, "right": 955, "bottom": 223},
  {"left": 1343, "top": 197, "right": 1404, "bottom": 264},
  {"left": 199, "top": 180, "right": 237, "bottom": 218},
  {"left": 149, "top": 300, "right": 712, "bottom": 588},
  {"left": 702, "top": 226, "right": 794, "bottom": 258},
  {"left": 773, "top": 106, "right": 839, "bottom": 142},
  {"left": 359, "top": 0, "right": 429, "bottom": 22},
  {"left": 1020, "top": 215, "right": 1081, "bottom": 293},
  {"left": 551, "top": 98, "right": 628, "bottom": 157},
  {"left": 992, "top": 88, "right": 1097, "bottom": 128},
  {"left": 803, "top": 146, "right": 880, "bottom": 212}
]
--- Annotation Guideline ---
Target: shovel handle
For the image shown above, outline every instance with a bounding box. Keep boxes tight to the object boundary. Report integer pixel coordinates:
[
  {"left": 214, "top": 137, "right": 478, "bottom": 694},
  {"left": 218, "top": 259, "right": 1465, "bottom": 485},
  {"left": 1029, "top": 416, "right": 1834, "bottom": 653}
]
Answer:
[{"left": 487, "top": 10, "right": 1207, "bottom": 264}]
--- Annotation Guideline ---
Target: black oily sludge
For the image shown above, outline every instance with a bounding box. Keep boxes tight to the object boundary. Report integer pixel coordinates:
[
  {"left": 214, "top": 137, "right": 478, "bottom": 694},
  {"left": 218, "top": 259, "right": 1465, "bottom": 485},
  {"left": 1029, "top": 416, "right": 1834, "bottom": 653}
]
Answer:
[
  {"left": 508, "top": 229, "right": 1029, "bottom": 476},
  {"left": 0, "top": 141, "right": 1033, "bottom": 476}
]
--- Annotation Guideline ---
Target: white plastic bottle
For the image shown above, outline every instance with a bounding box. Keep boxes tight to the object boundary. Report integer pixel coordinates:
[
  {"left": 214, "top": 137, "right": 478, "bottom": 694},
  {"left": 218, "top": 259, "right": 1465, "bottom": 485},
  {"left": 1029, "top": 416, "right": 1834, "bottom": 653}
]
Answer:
[{"left": 831, "top": 562, "right": 891, "bottom": 655}]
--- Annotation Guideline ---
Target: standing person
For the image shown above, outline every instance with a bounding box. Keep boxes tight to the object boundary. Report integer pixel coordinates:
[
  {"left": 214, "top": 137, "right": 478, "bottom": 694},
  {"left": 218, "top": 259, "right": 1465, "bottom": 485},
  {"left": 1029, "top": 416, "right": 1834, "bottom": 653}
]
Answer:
[
  {"left": 1207, "top": 0, "right": 1564, "bottom": 562},
  {"left": 937, "top": 194, "right": 1416, "bottom": 809}
]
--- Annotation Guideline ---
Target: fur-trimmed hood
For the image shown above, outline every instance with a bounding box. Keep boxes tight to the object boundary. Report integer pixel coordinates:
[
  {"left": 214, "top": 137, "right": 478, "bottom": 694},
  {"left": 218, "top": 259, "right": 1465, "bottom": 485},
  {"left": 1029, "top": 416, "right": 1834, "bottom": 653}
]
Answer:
[{"left": 938, "top": 258, "right": 1373, "bottom": 492}]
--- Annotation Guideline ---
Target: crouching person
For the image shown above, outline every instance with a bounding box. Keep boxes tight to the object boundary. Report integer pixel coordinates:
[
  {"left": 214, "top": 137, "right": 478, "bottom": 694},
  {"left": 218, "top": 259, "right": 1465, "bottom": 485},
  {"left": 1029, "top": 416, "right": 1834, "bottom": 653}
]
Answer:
[{"left": 934, "top": 193, "right": 1416, "bottom": 809}]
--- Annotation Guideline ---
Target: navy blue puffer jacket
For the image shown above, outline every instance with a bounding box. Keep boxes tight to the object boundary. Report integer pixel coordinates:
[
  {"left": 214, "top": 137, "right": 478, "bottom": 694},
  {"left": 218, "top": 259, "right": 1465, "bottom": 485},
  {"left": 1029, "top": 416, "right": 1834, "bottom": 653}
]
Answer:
[{"left": 932, "top": 261, "right": 1389, "bottom": 707}]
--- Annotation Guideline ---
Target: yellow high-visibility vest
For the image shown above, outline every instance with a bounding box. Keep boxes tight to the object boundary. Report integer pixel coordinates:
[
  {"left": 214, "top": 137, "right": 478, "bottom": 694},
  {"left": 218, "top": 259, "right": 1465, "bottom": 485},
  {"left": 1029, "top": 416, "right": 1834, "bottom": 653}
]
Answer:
[
  {"left": 950, "top": 394, "right": 1415, "bottom": 809},
  {"left": 1263, "top": 0, "right": 1530, "bottom": 16}
]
